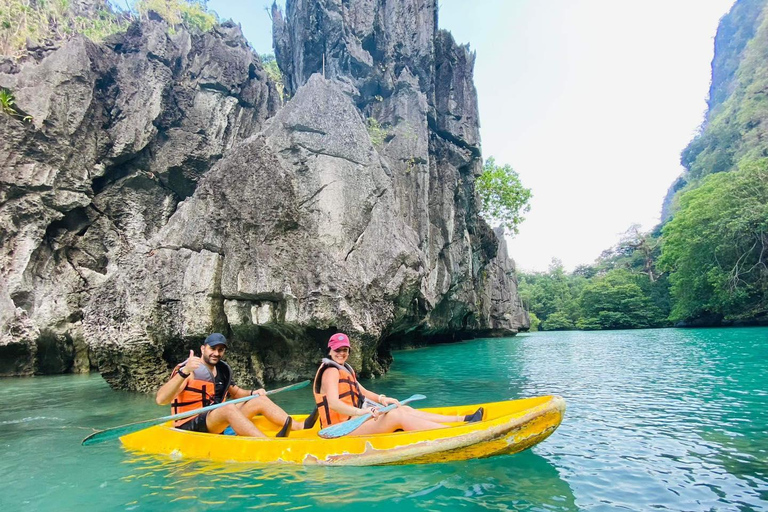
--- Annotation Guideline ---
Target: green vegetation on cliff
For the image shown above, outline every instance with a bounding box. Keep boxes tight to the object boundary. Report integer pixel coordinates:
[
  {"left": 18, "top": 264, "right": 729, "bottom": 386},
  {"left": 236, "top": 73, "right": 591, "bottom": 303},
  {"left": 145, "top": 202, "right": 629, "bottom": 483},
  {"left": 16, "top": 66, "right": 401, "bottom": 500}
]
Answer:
[
  {"left": 681, "top": 0, "right": 768, "bottom": 183},
  {"left": 660, "top": 0, "right": 768, "bottom": 326},
  {"left": 0, "top": 0, "right": 216, "bottom": 56},
  {"left": 0, "top": 0, "right": 127, "bottom": 55},
  {"left": 135, "top": 0, "right": 215, "bottom": 32},
  {"left": 260, "top": 53, "right": 286, "bottom": 103}
]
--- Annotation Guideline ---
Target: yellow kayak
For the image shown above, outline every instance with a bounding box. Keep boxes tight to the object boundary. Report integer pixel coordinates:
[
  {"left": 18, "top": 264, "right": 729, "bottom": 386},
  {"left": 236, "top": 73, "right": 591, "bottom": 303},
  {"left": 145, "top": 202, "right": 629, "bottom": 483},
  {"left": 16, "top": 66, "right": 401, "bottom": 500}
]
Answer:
[{"left": 120, "top": 395, "right": 565, "bottom": 466}]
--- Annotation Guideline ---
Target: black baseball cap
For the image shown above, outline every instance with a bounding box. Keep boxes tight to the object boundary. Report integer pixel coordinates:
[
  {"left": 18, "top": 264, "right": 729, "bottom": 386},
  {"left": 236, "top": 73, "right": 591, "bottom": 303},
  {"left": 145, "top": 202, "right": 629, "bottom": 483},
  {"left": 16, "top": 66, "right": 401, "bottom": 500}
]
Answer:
[{"left": 204, "top": 333, "right": 228, "bottom": 348}]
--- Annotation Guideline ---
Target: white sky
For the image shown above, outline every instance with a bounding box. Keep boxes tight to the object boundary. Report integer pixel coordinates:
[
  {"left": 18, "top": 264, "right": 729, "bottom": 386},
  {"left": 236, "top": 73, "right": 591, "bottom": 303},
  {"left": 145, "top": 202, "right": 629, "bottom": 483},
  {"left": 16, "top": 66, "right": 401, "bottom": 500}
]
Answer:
[{"left": 209, "top": 0, "right": 735, "bottom": 272}]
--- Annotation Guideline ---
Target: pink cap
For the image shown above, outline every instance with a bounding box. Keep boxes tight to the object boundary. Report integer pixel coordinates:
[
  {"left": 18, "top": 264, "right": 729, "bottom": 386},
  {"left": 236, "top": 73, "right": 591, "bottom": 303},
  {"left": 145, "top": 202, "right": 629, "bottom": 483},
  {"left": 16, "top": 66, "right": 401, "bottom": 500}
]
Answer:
[{"left": 328, "top": 333, "right": 351, "bottom": 351}]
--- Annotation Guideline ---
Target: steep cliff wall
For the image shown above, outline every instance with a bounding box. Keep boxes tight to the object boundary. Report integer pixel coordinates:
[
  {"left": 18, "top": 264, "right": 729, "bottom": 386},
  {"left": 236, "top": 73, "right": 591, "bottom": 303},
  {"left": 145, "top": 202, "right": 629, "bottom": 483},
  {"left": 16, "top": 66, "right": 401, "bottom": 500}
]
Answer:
[
  {"left": 662, "top": 0, "right": 768, "bottom": 222},
  {"left": 272, "top": 0, "right": 527, "bottom": 344},
  {"left": 1, "top": 1, "right": 527, "bottom": 390}
]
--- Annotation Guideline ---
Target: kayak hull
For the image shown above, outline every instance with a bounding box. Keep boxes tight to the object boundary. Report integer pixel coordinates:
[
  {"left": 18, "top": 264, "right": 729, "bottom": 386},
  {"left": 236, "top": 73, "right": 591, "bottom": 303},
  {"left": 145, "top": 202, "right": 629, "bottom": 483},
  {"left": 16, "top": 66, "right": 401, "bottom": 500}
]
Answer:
[{"left": 119, "top": 395, "right": 565, "bottom": 466}]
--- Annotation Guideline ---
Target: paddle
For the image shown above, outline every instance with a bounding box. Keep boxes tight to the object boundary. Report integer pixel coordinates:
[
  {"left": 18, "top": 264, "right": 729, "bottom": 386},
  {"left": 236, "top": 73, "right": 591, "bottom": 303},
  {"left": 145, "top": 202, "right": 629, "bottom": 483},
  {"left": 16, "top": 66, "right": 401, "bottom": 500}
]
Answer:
[
  {"left": 317, "top": 393, "right": 426, "bottom": 439},
  {"left": 81, "top": 380, "right": 310, "bottom": 446}
]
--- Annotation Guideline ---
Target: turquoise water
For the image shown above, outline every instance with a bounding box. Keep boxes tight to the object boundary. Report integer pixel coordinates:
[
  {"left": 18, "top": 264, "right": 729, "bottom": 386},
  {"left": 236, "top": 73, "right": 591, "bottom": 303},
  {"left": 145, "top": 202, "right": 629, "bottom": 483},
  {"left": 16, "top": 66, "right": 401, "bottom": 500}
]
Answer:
[{"left": 2, "top": 327, "right": 767, "bottom": 511}]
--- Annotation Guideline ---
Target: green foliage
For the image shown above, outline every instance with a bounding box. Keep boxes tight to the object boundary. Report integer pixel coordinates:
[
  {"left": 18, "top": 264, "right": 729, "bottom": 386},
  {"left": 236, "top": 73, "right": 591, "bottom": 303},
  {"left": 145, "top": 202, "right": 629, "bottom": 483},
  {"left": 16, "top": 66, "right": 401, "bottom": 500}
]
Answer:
[
  {"left": 0, "top": 0, "right": 218, "bottom": 56},
  {"left": 518, "top": 259, "right": 584, "bottom": 331},
  {"left": 660, "top": 159, "right": 768, "bottom": 322},
  {"left": 0, "top": 88, "right": 16, "bottom": 115},
  {"left": 576, "top": 270, "right": 665, "bottom": 330},
  {"left": 366, "top": 117, "right": 391, "bottom": 147},
  {"left": 681, "top": 119, "right": 739, "bottom": 180},
  {"left": 540, "top": 311, "right": 574, "bottom": 331},
  {"left": 527, "top": 312, "right": 540, "bottom": 332},
  {"left": 0, "top": 0, "right": 129, "bottom": 56},
  {"left": 476, "top": 157, "right": 531, "bottom": 235},
  {"left": 519, "top": 231, "right": 671, "bottom": 332},
  {"left": 0, "top": 88, "right": 32, "bottom": 122},
  {"left": 595, "top": 225, "right": 663, "bottom": 282},
  {"left": 135, "top": 0, "right": 216, "bottom": 32},
  {"left": 260, "top": 53, "right": 286, "bottom": 103}
]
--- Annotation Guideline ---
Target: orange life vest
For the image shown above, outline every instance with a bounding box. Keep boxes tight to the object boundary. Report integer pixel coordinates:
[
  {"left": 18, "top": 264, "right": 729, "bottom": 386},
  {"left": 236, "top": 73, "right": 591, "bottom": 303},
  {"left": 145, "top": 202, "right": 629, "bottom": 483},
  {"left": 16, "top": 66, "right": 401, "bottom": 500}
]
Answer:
[
  {"left": 171, "top": 361, "right": 232, "bottom": 427},
  {"left": 313, "top": 359, "right": 363, "bottom": 428}
]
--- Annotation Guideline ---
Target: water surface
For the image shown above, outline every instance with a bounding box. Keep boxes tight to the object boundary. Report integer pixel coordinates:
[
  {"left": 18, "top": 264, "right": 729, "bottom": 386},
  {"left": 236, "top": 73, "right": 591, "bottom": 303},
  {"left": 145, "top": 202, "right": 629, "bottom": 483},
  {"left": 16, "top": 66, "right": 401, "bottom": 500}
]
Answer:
[{"left": 2, "top": 327, "right": 766, "bottom": 511}]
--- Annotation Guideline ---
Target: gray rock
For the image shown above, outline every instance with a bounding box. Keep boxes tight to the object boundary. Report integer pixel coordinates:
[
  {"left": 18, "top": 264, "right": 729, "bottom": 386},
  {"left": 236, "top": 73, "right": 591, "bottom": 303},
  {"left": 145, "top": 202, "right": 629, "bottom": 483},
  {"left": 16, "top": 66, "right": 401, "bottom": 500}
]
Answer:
[
  {"left": 0, "top": 19, "right": 278, "bottom": 376},
  {"left": 1, "top": 0, "right": 527, "bottom": 391}
]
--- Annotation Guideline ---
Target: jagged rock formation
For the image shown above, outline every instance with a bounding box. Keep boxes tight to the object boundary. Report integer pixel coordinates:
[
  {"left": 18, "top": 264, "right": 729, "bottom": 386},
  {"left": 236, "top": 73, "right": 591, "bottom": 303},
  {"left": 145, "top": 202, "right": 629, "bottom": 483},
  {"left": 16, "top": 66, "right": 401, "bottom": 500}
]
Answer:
[
  {"left": 272, "top": 0, "right": 527, "bottom": 342},
  {"left": 0, "top": 19, "right": 279, "bottom": 376},
  {"left": 1, "top": 0, "right": 527, "bottom": 390}
]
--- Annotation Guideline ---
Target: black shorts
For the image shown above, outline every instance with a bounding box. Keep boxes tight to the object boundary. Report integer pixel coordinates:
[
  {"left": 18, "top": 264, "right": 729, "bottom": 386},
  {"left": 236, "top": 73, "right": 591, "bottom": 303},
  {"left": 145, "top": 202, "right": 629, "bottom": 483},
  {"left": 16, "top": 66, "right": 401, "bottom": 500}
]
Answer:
[{"left": 176, "top": 411, "right": 210, "bottom": 433}]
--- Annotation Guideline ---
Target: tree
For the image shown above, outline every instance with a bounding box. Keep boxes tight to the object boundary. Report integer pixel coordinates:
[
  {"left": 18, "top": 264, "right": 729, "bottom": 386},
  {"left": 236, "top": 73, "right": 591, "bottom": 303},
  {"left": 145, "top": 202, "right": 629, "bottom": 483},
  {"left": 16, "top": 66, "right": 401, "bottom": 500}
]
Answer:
[
  {"left": 260, "top": 53, "right": 286, "bottom": 103},
  {"left": 540, "top": 311, "right": 574, "bottom": 331},
  {"left": 659, "top": 159, "right": 768, "bottom": 322},
  {"left": 476, "top": 157, "right": 532, "bottom": 235},
  {"left": 518, "top": 259, "right": 584, "bottom": 330},
  {"left": 527, "top": 312, "right": 541, "bottom": 331},
  {"left": 576, "top": 270, "right": 664, "bottom": 329}
]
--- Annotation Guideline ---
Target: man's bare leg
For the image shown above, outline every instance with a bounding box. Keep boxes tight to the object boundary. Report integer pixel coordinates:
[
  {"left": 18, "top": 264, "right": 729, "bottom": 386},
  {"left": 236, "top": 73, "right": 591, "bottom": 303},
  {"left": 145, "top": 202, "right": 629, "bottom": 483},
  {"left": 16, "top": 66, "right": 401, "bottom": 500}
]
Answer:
[
  {"left": 238, "top": 396, "right": 303, "bottom": 430},
  {"left": 205, "top": 404, "right": 266, "bottom": 437}
]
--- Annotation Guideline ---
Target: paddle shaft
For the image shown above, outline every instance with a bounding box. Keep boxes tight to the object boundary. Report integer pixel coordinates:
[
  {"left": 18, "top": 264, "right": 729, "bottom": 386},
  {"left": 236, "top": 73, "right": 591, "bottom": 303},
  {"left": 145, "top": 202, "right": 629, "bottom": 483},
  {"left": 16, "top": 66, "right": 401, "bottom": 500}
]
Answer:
[
  {"left": 82, "top": 380, "right": 309, "bottom": 446},
  {"left": 317, "top": 394, "right": 426, "bottom": 439}
]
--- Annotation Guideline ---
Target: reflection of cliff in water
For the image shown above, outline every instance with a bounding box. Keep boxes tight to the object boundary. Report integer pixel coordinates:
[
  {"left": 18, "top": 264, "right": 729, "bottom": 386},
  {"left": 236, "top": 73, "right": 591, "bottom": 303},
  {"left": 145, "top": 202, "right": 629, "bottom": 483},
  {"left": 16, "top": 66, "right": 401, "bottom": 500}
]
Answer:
[{"left": 122, "top": 449, "right": 578, "bottom": 511}]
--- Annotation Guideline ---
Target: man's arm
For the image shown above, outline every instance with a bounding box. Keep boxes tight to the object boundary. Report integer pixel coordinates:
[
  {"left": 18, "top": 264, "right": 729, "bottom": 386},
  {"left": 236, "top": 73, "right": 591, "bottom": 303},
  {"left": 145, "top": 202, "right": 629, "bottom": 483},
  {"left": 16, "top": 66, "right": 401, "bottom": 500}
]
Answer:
[
  {"left": 155, "top": 349, "right": 200, "bottom": 405},
  {"left": 228, "top": 385, "right": 266, "bottom": 399}
]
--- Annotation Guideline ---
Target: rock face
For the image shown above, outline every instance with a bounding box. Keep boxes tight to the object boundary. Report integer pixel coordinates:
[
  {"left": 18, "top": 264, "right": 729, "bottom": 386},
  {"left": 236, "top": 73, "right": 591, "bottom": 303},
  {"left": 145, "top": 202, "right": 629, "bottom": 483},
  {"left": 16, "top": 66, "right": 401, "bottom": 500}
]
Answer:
[
  {"left": 0, "top": 19, "right": 279, "bottom": 376},
  {"left": 1, "top": 0, "right": 528, "bottom": 391}
]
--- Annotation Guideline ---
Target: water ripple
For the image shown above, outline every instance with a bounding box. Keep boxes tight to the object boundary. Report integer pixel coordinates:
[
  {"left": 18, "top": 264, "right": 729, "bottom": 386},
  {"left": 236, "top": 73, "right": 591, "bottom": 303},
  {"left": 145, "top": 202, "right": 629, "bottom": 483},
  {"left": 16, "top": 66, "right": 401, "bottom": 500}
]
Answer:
[{"left": 1, "top": 328, "right": 767, "bottom": 511}]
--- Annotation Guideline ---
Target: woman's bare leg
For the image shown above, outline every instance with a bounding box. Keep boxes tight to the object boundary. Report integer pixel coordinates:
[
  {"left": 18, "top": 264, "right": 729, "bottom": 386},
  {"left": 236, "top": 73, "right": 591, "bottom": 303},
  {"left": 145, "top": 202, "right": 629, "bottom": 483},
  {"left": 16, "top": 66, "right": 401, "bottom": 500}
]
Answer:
[
  {"left": 349, "top": 407, "right": 449, "bottom": 435},
  {"left": 400, "top": 405, "right": 463, "bottom": 423}
]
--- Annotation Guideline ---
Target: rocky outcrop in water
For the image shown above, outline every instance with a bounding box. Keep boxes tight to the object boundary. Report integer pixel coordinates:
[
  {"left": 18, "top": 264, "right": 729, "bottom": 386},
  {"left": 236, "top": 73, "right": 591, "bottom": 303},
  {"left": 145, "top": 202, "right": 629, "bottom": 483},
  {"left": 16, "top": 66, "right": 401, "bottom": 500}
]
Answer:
[
  {"left": 1, "top": 0, "right": 527, "bottom": 390},
  {"left": 0, "top": 19, "right": 279, "bottom": 376}
]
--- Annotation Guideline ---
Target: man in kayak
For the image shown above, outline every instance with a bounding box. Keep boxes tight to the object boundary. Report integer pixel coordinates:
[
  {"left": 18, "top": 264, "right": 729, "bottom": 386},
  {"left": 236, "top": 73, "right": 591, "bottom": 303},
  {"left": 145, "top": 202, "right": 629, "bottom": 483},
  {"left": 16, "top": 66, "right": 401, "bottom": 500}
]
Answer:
[
  {"left": 156, "top": 333, "right": 303, "bottom": 437},
  {"left": 313, "top": 333, "right": 483, "bottom": 434}
]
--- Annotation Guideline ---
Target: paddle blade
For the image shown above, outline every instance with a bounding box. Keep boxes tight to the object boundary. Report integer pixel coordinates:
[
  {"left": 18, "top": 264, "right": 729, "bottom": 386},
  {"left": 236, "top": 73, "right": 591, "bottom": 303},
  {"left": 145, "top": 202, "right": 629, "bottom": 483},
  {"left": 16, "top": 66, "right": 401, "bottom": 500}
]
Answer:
[
  {"left": 82, "top": 420, "right": 158, "bottom": 446},
  {"left": 317, "top": 394, "right": 426, "bottom": 439}
]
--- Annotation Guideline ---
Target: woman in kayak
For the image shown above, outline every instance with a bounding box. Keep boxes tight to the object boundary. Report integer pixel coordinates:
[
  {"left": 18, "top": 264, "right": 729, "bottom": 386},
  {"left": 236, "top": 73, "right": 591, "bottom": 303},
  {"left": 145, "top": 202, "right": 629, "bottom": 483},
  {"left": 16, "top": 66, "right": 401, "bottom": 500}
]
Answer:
[{"left": 313, "top": 333, "right": 483, "bottom": 434}]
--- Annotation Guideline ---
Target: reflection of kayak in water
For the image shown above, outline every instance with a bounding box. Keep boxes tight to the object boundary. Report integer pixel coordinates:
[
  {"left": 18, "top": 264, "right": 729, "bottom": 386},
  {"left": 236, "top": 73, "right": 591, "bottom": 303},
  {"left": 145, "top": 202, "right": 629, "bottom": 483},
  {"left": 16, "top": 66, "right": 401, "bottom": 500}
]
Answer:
[{"left": 120, "top": 395, "right": 565, "bottom": 466}]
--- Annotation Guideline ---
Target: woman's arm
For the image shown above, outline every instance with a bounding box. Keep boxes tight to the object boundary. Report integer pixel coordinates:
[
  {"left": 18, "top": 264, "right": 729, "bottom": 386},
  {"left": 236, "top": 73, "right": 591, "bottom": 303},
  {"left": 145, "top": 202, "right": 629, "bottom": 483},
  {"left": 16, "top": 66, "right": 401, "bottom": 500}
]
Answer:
[{"left": 358, "top": 382, "right": 399, "bottom": 406}]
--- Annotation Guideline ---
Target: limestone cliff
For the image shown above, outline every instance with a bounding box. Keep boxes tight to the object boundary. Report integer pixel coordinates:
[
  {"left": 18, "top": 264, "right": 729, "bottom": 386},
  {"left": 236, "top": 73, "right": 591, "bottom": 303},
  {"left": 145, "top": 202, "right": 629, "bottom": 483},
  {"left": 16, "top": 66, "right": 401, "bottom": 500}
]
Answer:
[
  {"left": 0, "top": 18, "right": 279, "bottom": 377},
  {"left": 0, "top": 0, "right": 527, "bottom": 390},
  {"left": 662, "top": 0, "right": 768, "bottom": 222}
]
